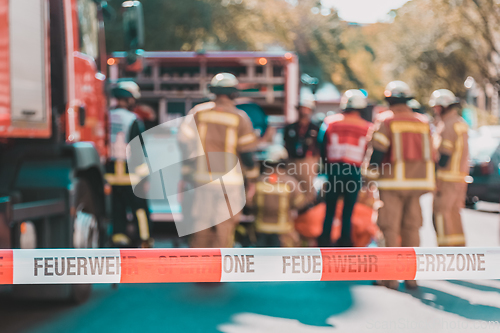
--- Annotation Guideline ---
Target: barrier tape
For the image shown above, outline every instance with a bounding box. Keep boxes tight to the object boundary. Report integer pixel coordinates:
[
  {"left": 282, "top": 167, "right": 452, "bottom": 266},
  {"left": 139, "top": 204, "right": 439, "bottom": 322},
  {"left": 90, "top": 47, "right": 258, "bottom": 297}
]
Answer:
[{"left": 0, "top": 247, "right": 499, "bottom": 284}]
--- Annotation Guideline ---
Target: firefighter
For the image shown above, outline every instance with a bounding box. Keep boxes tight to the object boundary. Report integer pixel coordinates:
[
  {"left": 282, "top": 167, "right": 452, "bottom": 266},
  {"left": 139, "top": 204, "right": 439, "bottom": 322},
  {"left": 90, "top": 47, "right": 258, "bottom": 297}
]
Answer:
[
  {"left": 178, "top": 73, "right": 259, "bottom": 248},
  {"left": 408, "top": 99, "right": 423, "bottom": 114},
  {"left": 284, "top": 98, "right": 320, "bottom": 204},
  {"left": 317, "top": 89, "right": 372, "bottom": 247},
  {"left": 365, "top": 81, "right": 435, "bottom": 290},
  {"left": 429, "top": 89, "right": 469, "bottom": 247},
  {"left": 105, "top": 81, "right": 153, "bottom": 248},
  {"left": 253, "top": 145, "right": 307, "bottom": 247}
]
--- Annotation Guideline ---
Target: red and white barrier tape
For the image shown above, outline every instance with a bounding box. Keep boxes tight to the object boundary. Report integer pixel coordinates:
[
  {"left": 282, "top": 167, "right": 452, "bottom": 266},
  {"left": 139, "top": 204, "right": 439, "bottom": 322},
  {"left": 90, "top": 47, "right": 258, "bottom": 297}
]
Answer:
[{"left": 0, "top": 247, "right": 499, "bottom": 284}]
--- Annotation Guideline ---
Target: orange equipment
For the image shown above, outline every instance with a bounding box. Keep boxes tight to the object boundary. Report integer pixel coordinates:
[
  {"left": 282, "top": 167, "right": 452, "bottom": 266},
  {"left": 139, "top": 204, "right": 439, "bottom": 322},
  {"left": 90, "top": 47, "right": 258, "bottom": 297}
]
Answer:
[{"left": 295, "top": 188, "right": 381, "bottom": 247}]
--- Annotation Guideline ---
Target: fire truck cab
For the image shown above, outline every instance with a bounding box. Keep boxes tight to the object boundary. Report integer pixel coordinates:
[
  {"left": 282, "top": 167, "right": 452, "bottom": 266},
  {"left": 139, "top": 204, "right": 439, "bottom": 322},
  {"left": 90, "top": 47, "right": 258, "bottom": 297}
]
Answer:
[{"left": 0, "top": 0, "right": 143, "bottom": 302}]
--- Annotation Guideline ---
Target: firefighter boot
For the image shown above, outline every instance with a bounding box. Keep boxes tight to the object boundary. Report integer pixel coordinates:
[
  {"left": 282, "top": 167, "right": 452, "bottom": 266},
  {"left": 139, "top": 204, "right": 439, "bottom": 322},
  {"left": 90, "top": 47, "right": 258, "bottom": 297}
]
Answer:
[{"left": 405, "top": 280, "right": 418, "bottom": 290}]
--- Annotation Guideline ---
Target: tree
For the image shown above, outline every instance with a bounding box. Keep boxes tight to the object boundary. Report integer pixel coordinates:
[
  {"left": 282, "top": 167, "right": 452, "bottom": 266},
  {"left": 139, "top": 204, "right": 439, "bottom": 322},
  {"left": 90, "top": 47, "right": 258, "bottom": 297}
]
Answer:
[
  {"left": 104, "top": 0, "right": 366, "bottom": 89},
  {"left": 356, "top": 0, "right": 500, "bottom": 104}
]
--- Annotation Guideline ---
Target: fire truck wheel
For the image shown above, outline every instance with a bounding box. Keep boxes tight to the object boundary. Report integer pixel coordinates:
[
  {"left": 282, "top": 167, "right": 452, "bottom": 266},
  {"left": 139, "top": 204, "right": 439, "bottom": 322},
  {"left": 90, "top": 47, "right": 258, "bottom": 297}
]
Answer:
[{"left": 70, "top": 178, "right": 100, "bottom": 304}]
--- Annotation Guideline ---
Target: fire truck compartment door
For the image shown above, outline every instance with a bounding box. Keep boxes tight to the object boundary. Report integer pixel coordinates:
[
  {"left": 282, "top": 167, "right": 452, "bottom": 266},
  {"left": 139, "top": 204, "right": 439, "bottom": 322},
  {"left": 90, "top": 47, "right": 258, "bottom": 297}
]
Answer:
[{"left": 9, "top": 0, "right": 49, "bottom": 124}]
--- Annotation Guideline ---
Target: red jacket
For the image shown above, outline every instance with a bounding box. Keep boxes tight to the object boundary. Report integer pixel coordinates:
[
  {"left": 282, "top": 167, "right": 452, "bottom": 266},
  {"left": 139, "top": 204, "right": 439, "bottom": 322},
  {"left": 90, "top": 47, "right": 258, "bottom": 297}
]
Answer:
[{"left": 323, "top": 113, "right": 372, "bottom": 167}]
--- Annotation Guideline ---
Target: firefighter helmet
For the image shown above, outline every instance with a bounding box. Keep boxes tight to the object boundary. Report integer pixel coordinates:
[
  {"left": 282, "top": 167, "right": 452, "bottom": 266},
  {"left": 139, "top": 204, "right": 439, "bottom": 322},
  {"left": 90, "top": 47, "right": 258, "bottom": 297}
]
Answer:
[
  {"left": 429, "top": 89, "right": 460, "bottom": 108},
  {"left": 299, "top": 97, "right": 316, "bottom": 110},
  {"left": 265, "top": 144, "right": 289, "bottom": 164},
  {"left": 112, "top": 81, "right": 141, "bottom": 99},
  {"left": 384, "top": 80, "right": 413, "bottom": 99},
  {"left": 209, "top": 73, "right": 239, "bottom": 95},
  {"left": 340, "top": 89, "right": 368, "bottom": 110},
  {"left": 407, "top": 99, "right": 421, "bottom": 110}
]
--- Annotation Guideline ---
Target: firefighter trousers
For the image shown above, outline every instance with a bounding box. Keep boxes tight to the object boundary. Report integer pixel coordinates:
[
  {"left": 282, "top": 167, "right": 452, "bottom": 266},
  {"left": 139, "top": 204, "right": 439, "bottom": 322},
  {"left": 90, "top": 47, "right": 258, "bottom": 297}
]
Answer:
[
  {"left": 187, "top": 182, "right": 244, "bottom": 248},
  {"left": 318, "top": 164, "right": 362, "bottom": 246},
  {"left": 433, "top": 180, "right": 467, "bottom": 246},
  {"left": 289, "top": 156, "right": 319, "bottom": 204},
  {"left": 377, "top": 190, "right": 424, "bottom": 247},
  {"left": 111, "top": 185, "right": 151, "bottom": 244},
  {"left": 189, "top": 215, "right": 240, "bottom": 248},
  {"left": 256, "top": 230, "right": 300, "bottom": 247}
]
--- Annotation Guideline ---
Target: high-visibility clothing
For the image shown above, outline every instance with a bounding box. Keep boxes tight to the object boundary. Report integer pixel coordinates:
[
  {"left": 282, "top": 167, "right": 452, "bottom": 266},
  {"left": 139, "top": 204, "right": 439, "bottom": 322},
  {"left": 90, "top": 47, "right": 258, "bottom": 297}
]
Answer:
[
  {"left": 105, "top": 108, "right": 146, "bottom": 186},
  {"left": 179, "top": 98, "right": 258, "bottom": 248},
  {"left": 253, "top": 173, "right": 307, "bottom": 234},
  {"left": 366, "top": 110, "right": 436, "bottom": 191},
  {"left": 378, "top": 189, "right": 422, "bottom": 247},
  {"left": 366, "top": 108, "right": 435, "bottom": 253},
  {"left": 105, "top": 107, "right": 151, "bottom": 246},
  {"left": 178, "top": 99, "right": 259, "bottom": 186},
  {"left": 109, "top": 108, "right": 140, "bottom": 161},
  {"left": 433, "top": 180, "right": 467, "bottom": 246},
  {"left": 321, "top": 113, "right": 372, "bottom": 167},
  {"left": 433, "top": 110, "right": 469, "bottom": 247},
  {"left": 436, "top": 111, "right": 469, "bottom": 183},
  {"left": 189, "top": 216, "right": 239, "bottom": 248}
]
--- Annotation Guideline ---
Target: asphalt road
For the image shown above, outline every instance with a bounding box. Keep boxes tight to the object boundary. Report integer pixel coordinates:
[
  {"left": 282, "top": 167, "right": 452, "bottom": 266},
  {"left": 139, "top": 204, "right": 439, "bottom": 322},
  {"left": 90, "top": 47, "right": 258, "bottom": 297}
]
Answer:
[{"left": 1, "top": 194, "right": 500, "bottom": 333}]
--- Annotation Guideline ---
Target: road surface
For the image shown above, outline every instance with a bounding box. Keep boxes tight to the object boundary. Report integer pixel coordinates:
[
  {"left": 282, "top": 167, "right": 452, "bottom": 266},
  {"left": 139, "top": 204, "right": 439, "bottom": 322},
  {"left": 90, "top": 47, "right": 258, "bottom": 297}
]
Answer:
[{"left": 1, "top": 194, "right": 499, "bottom": 333}]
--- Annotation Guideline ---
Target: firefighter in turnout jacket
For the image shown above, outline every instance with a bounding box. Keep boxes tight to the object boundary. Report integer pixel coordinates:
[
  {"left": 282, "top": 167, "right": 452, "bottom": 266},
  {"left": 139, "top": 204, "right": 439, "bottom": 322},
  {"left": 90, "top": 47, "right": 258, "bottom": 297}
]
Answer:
[
  {"left": 429, "top": 89, "right": 469, "bottom": 247},
  {"left": 284, "top": 98, "right": 320, "bottom": 204},
  {"left": 105, "top": 81, "right": 152, "bottom": 248},
  {"left": 365, "top": 81, "right": 436, "bottom": 290},
  {"left": 317, "top": 89, "right": 372, "bottom": 247},
  {"left": 254, "top": 145, "right": 307, "bottom": 247},
  {"left": 178, "top": 73, "right": 259, "bottom": 248}
]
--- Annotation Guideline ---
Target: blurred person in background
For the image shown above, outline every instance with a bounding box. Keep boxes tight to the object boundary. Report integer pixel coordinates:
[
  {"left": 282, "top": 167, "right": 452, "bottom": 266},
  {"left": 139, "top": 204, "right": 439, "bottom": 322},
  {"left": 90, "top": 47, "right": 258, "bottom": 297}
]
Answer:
[
  {"left": 317, "top": 89, "right": 371, "bottom": 247},
  {"left": 133, "top": 104, "right": 157, "bottom": 130},
  {"left": 178, "top": 73, "right": 259, "bottom": 248},
  {"left": 235, "top": 97, "right": 276, "bottom": 143},
  {"left": 252, "top": 145, "right": 307, "bottom": 247},
  {"left": 365, "top": 81, "right": 435, "bottom": 290},
  {"left": 105, "top": 81, "right": 153, "bottom": 248},
  {"left": 429, "top": 89, "right": 469, "bottom": 247},
  {"left": 284, "top": 98, "right": 320, "bottom": 204},
  {"left": 408, "top": 99, "right": 423, "bottom": 114}
]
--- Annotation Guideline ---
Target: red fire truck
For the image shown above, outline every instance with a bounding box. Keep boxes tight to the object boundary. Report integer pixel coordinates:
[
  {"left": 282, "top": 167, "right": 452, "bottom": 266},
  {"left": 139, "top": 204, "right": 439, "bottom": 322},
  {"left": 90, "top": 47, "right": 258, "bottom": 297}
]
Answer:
[{"left": 0, "top": 0, "right": 144, "bottom": 302}]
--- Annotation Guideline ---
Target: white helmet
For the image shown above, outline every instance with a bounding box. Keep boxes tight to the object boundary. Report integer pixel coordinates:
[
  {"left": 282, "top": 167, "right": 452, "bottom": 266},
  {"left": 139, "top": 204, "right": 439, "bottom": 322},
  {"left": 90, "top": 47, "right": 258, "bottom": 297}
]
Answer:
[
  {"left": 340, "top": 89, "right": 368, "bottom": 110},
  {"left": 209, "top": 73, "right": 239, "bottom": 95},
  {"left": 210, "top": 73, "right": 238, "bottom": 88},
  {"left": 407, "top": 99, "right": 421, "bottom": 110},
  {"left": 429, "top": 89, "right": 460, "bottom": 108},
  {"left": 299, "top": 97, "right": 316, "bottom": 110},
  {"left": 113, "top": 81, "right": 141, "bottom": 99},
  {"left": 384, "top": 80, "right": 413, "bottom": 99},
  {"left": 265, "top": 144, "right": 289, "bottom": 164}
]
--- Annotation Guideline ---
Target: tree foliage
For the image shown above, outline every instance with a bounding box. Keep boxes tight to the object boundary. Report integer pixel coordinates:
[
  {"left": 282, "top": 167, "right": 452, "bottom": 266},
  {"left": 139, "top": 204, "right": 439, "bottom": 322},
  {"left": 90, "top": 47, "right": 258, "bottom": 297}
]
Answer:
[
  {"left": 105, "top": 0, "right": 500, "bottom": 106},
  {"left": 105, "top": 0, "right": 367, "bottom": 89},
  {"left": 357, "top": 0, "right": 500, "bottom": 103}
]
